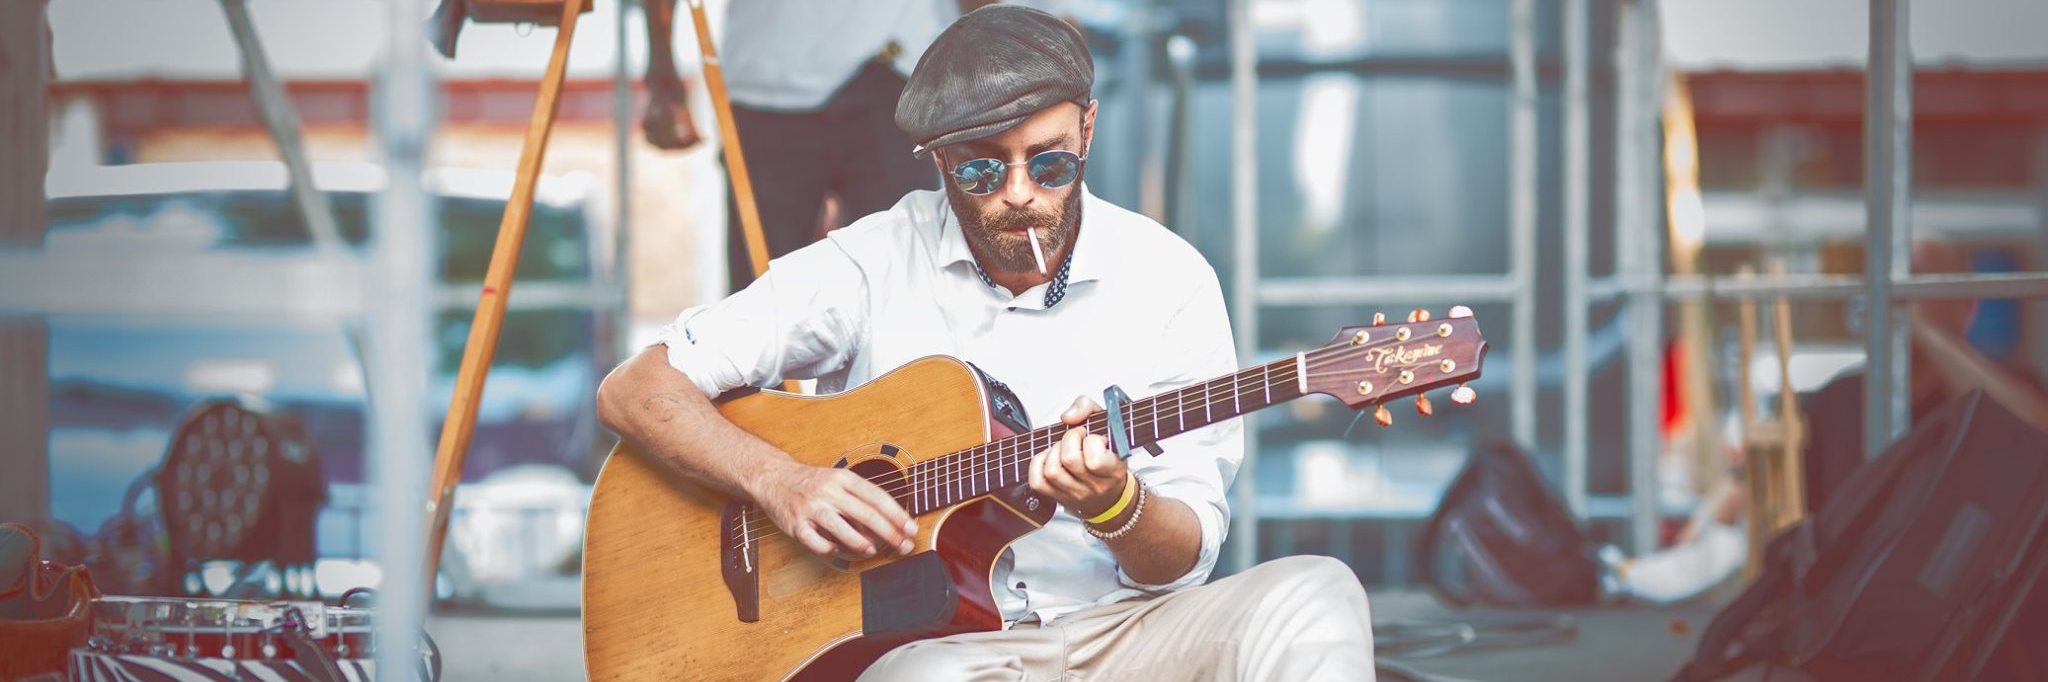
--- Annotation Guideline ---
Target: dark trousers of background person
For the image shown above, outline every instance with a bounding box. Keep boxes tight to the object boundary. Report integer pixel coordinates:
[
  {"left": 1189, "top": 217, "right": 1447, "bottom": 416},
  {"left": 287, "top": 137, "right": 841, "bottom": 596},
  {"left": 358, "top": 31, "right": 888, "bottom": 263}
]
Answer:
[{"left": 724, "top": 61, "right": 939, "bottom": 293}]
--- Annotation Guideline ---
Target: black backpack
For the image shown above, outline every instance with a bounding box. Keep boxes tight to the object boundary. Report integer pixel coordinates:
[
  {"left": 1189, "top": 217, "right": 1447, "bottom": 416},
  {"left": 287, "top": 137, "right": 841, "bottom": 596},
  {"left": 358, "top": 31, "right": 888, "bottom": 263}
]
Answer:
[
  {"left": 1674, "top": 390, "right": 2048, "bottom": 681},
  {"left": 1416, "top": 441, "right": 1604, "bottom": 607}
]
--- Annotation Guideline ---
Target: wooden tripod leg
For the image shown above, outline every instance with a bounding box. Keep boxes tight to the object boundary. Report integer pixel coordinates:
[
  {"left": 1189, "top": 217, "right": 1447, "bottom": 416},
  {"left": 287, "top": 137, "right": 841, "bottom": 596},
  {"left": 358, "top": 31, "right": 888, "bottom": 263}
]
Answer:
[
  {"left": 423, "top": 0, "right": 584, "bottom": 579},
  {"left": 1734, "top": 265, "right": 1767, "bottom": 581},
  {"left": 684, "top": 0, "right": 800, "bottom": 394},
  {"left": 1770, "top": 263, "right": 1806, "bottom": 528},
  {"left": 685, "top": 0, "right": 769, "bottom": 281}
]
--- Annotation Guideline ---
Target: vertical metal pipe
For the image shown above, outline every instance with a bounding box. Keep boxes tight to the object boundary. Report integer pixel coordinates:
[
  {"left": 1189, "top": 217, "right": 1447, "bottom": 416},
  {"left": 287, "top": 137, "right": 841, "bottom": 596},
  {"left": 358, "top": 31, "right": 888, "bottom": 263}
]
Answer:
[
  {"left": 1164, "top": 34, "right": 1198, "bottom": 239},
  {"left": 613, "top": 0, "right": 635, "bottom": 360},
  {"left": 1864, "top": 0, "right": 1912, "bottom": 458},
  {"left": 1618, "top": 0, "right": 1665, "bottom": 554},
  {"left": 0, "top": 0, "right": 50, "bottom": 527},
  {"left": 1509, "top": 0, "right": 1538, "bottom": 453},
  {"left": 1126, "top": 0, "right": 1161, "bottom": 220},
  {"left": 369, "top": 0, "right": 437, "bottom": 673},
  {"left": 1561, "top": 0, "right": 1590, "bottom": 518},
  {"left": 1226, "top": 0, "right": 1262, "bottom": 575},
  {"left": 2032, "top": 131, "right": 2048, "bottom": 374}
]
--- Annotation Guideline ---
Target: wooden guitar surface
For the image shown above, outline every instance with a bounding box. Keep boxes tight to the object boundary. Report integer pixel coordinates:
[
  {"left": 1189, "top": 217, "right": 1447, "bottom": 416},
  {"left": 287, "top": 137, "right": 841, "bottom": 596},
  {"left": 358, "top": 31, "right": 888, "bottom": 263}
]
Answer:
[{"left": 583, "top": 356, "right": 1021, "bottom": 681}]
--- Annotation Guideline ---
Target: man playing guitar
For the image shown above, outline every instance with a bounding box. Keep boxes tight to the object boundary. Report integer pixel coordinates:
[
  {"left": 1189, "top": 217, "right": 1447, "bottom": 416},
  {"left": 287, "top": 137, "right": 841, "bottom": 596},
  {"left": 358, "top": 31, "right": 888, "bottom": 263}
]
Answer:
[{"left": 596, "top": 6, "right": 1376, "bottom": 679}]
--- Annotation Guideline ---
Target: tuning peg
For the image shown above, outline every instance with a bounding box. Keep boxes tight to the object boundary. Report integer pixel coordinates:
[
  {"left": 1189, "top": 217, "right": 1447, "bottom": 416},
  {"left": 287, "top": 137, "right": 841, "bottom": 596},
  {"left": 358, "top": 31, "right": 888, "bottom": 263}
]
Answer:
[
  {"left": 1449, "top": 305, "right": 1474, "bottom": 319},
  {"left": 1373, "top": 403, "right": 1394, "bottom": 427},
  {"left": 1408, "top": 308, "right": 1431, "bottom": 323},
  {"left": 1451, "top": 384, "right": 1477, "bottom": 405},
  {"left": 1415, "top": 394, "right": 1434, "bottom": 416},
  {"left": 1372, "top": 312, "right": 1387, "bottom": 326}
]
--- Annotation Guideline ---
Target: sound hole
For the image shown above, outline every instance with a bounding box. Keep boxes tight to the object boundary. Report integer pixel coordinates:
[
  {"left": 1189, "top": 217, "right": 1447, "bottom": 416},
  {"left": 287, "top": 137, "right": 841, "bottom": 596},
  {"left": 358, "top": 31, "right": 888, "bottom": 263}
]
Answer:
[{"left": 846, "top": 458, "right": 910, "bottom": 513}]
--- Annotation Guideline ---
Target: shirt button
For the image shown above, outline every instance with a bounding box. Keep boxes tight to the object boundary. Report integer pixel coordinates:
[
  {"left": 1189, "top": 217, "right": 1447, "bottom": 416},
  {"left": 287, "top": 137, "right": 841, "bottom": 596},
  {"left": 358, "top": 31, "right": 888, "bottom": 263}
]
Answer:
[{"left": 1015, "top": 581, "right": 1027, "bottom": 589}]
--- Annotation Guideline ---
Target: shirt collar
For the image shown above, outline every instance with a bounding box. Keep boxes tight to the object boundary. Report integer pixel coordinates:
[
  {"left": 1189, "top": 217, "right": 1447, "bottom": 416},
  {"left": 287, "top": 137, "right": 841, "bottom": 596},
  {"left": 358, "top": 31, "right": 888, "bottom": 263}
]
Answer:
[{"left": 939, "top": 187, "right": 1112, "bottom": 309}]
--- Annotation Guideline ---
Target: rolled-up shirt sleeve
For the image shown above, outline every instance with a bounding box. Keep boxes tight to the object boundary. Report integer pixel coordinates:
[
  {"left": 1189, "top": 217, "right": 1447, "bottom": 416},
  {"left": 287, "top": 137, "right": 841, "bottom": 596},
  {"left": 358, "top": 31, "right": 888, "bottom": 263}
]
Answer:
[
  {"left": 1116, "top": 276, "right": 1244, "bottom": 592},
  {"left": 654, "top": 239, "right": 868, "bottom": 398}
]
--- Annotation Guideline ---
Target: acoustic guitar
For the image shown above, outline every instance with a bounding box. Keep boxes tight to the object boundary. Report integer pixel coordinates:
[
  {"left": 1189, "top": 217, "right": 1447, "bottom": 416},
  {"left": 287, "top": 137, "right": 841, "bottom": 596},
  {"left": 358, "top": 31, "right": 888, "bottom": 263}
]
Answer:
[{"left": 583, "top": 310, "right": 1489, "bottom": 681}]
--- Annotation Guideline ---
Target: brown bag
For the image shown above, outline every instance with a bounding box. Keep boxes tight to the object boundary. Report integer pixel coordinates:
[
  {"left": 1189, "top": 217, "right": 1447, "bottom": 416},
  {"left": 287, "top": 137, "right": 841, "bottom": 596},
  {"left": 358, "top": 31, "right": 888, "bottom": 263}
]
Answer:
[{"left": 0, "top": 522, "right": 101, "bottom": 681}]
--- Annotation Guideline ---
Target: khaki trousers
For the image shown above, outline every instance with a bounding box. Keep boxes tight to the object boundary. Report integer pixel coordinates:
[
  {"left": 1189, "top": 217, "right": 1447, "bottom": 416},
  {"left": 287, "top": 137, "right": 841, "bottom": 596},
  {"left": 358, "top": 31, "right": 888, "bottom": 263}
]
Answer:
[{"left": 856, "top": 555, "right": 1376, "bottom": 682}]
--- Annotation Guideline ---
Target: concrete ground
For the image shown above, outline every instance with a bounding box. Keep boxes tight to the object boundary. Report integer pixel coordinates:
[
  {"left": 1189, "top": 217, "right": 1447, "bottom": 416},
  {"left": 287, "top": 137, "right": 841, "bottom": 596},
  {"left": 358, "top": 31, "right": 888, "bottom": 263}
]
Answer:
[{"left": 424, "top": 589, "right": 1764, "bottom": 681}]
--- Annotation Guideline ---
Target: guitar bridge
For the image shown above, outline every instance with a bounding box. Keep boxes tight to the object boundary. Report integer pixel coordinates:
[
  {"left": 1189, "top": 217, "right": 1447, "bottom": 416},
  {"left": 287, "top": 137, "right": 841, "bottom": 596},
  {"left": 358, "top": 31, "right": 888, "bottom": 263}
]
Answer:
[{"left": 719, "top": 502, "right": 761, "bottom": 622}]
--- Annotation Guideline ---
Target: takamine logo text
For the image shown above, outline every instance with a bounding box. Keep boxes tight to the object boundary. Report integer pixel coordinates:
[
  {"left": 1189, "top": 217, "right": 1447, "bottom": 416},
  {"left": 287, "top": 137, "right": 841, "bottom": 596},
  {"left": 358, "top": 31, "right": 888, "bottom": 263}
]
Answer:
[{"left": 1363, "top": 343, "right": 1443, "bottom": 373}]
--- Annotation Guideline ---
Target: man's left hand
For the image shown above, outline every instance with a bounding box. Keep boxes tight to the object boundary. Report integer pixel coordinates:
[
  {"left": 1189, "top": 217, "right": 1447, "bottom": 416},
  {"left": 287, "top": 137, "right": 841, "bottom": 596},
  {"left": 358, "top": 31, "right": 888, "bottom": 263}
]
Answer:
[{"left": 1028, "top": 396, "right": 1130, "bottom": 520}]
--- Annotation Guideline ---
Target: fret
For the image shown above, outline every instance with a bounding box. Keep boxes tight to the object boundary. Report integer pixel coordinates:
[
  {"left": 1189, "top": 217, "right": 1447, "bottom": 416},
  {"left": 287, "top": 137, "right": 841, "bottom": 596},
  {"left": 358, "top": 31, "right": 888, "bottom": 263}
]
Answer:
[
  {"left": 1263, "top": 363, "right": 1272, "bottom": 404},
  {"left": 1203, "top": 381, "right": 1213, "bottom": 422},
  {"left": 1233, "top": 370, "right": 1242, "bottom": 414},
  {"left": 1149, "top": 398, "right": 1160, "bottom": 441},
  {"left": 1179, "top": 387, "right": 1196, "bottom": 430}
]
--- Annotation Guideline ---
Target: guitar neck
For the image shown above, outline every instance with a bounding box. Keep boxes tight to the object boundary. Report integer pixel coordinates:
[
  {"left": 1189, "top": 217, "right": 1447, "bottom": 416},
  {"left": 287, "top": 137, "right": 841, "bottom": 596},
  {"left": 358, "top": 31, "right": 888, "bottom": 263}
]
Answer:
[{"left": 903, "top": 358, "right": 1308, "bottom": 515}]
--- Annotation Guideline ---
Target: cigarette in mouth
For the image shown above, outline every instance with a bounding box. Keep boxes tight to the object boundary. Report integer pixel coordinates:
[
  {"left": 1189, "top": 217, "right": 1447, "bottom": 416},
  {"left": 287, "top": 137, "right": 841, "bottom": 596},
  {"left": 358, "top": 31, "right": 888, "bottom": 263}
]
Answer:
[{"left": 1027, "top": 226, "right": 1048, "bottom": 276}]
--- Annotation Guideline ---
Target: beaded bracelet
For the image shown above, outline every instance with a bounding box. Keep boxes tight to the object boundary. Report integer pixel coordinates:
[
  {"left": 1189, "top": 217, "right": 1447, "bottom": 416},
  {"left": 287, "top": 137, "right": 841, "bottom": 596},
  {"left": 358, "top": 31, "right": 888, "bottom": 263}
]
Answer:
[{"left": 1085, "top": 482, "right": 1147, "bottom": 540}]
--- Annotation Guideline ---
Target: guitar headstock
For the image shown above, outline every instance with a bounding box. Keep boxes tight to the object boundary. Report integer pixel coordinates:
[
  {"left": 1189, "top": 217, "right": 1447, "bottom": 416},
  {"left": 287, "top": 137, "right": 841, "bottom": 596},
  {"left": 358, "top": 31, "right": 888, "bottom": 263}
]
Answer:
[{"left": 1301, "top": 306, "right": 1489, "bottom": 425}]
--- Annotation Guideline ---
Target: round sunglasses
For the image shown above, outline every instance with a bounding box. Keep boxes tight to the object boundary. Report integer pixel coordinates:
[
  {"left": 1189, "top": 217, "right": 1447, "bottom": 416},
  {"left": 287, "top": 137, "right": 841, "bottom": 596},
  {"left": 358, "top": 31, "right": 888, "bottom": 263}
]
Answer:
[{"left": 948, "top": 149, "right": 1087, "bottom": 196}]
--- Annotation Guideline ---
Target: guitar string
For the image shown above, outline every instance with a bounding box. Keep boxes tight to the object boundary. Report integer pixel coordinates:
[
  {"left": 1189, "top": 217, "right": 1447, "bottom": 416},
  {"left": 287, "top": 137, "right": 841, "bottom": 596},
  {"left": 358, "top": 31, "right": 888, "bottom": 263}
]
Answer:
[
  {"left": 729, "top": 364, "right": 1450, "bottom": 547},
  {"left": 798, "top": 338, "right": 1445, "bottom": 506},
  {"left": 727, "top": 335, "right": 1473, "bottom": 548},
  {"left": 728, "top": 335, "right": 1470, "bottom": 547},
  {"left": 729, "top": 362, "right": 1297, "bottom": 548}
]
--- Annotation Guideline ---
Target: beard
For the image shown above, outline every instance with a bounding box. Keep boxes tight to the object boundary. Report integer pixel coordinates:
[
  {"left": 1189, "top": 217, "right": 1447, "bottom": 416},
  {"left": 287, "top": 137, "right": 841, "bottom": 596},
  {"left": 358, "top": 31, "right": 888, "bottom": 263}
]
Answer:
[{"left": 946, "top": 178, "right": 1084, "bottom": 275}]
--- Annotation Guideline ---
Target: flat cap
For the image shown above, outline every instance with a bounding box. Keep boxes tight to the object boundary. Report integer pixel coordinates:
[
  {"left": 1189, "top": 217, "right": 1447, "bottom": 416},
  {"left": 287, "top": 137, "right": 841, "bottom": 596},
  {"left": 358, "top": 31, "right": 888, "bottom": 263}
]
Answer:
[{"left": 896, "top": 5, "right": 1094, "bottom": 158}]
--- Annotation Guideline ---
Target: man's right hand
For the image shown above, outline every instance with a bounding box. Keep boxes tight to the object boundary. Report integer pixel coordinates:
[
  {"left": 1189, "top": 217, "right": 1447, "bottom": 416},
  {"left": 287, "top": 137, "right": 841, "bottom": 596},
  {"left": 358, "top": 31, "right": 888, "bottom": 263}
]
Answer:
[{"left": 750, "top": 462, "right": 917, "bottom": 558}]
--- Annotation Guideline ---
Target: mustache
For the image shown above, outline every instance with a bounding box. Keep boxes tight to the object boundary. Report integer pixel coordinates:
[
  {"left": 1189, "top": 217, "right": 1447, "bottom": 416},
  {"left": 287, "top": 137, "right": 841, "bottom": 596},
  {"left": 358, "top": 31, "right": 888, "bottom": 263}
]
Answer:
[{"left": 981, "top": 206, "right": 1059, "bottom": 233}]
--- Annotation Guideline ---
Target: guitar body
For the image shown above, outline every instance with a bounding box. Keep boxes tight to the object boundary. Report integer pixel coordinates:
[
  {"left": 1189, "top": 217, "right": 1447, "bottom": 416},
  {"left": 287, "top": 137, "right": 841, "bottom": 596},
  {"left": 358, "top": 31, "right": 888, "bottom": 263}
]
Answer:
[{"left": 583, "top": 356, "right": 1053, "bottom": 681}]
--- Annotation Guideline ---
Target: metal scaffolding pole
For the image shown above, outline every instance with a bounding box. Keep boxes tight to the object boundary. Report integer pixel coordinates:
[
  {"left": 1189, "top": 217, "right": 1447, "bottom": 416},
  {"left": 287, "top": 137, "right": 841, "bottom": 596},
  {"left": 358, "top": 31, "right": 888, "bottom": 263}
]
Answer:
[
  {"left": 1509, "top": 0, "right": 1538, "bottom": 451},
  {"left": 1663, "top": 273, "right": 2048, "bottom": 301},
  {"left": 0, "top": 0, "right": 50, "bottom": 527},
  {"left": 1226, "top": 0, "right": 1261, "bottom": 574},
  {"left": 218, "top": 0, "right": 347, "bottom": 255},
  {"left": 369, "top": 0, "right": 438, "bottom": 673},
  {"left": 1126, "top": 0, "right": 1161, "bottom": 221},
  {"left": 1561, "top": 0, "right": 1591, "bottom": 518},
  {"left": 2034, "top": 131, "right": 2048, "bottom": 374},
  {"left": 1164, "top": 34, "right": 1198, "bottom": 238},
  {"left": 613, "top": 0, "right": 635, "bottom": 360},
  {"left": 1864, "top": 0, "right": 1913, "bottom": 458},
  {"left": 1618, "top": 0, "right": 1665, "bottom": 553}
]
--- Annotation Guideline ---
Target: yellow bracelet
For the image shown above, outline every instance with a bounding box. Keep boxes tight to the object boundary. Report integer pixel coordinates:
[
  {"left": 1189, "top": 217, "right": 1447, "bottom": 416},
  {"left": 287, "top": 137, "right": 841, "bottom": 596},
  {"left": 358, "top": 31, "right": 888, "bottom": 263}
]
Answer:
[{"left": 1084, "top": 472, "right": 1138, "bottom": 525}]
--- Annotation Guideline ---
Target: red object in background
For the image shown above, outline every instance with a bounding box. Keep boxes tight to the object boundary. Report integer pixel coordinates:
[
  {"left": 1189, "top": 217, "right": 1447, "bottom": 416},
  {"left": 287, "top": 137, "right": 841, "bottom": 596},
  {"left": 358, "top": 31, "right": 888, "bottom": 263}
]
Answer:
[
  {"left": 0, "top": 523, "right": 100, "bottom": 681},
  {"left": 1663, "top": 338, "right": 1687, "bottom": 438}
]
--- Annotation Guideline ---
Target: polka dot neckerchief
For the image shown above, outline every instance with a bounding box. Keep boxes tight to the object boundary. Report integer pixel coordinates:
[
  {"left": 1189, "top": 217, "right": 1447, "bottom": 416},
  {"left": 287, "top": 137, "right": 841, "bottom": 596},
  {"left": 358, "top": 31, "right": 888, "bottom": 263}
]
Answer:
[{"left": 972, "top": 241, "right": 1075, "bottom": 309}]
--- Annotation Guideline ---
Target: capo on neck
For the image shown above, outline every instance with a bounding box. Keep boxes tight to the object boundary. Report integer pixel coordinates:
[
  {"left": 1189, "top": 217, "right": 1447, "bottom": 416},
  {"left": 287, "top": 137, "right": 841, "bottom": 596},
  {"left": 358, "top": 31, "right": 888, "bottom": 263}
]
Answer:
[{"left": 1102, "top": 384, "right": 1163, "bottom": 460}]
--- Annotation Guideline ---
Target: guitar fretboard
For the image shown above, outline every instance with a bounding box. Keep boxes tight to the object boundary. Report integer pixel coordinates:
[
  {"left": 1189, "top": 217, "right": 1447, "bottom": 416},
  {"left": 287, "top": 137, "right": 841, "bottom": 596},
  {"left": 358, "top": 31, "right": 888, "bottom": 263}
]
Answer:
[{"left": 898, "top": 357, "right": 1306, "bottom": 515}]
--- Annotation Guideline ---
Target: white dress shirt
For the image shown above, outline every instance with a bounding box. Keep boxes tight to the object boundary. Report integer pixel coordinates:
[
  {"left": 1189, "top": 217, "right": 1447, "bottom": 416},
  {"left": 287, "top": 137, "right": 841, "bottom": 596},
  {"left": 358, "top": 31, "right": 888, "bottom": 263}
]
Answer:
[
  {"left": 657, "top": 188, "right": 1245, "bottom": 624},
  {"left": 720, "top": 0, "right": 955, "bottom": 111}
]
